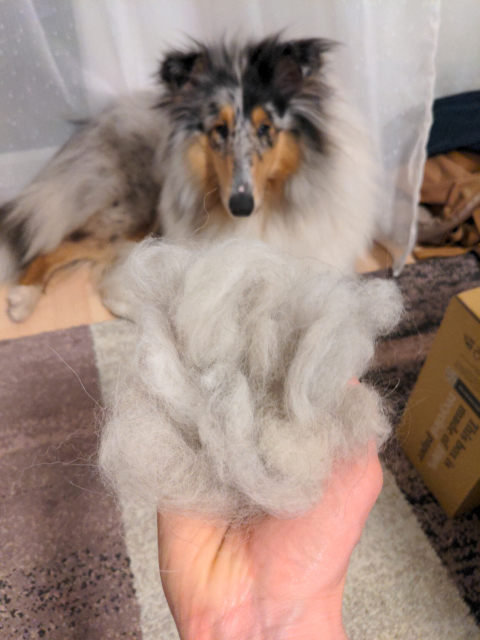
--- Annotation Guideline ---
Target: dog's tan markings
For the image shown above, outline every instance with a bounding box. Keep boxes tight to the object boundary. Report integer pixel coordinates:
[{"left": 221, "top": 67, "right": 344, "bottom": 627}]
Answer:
[
  {"left": 270, "top": 131, "right": 302, "bottom": 180},
  {"left": 252, "top": 128, "right": 302, "bottom": 211},
  {"left": 209, "top": 147, "right": 233, "bottom": 201},
  {"left": 19, "top": 240, "right": 115, "bottom": 290},
  {"left": 187, "top": 133, "right": 209, "bottom": 184},
  {"left": 251, "top": 105, "right": 300, "bottom": 209},
  {"left": 186, "top": 133, "right": 226, "bottom": 229},
  {"left": 206, "top": 105, "right": 236, "bottom": 205},
  {"left": 19, "top": 223, "right": 153, "bottom": 291},
  {"left": 189, "top": 105, "right": 236, "bottom": 195},
  {"left": 218, "top": 105, "right": 235, "bottom": 130},
  {"left": 251, "top": 106, "right": 272, "bottom": 132},
  {"left": 210, "top": 105, "right": 235, "bottom": 146},
  {"left": 187, "top": 133, "right": 231, "bottom": 198}
]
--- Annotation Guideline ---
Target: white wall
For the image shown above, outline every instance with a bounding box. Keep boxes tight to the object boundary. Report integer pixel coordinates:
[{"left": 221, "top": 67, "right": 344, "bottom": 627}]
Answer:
[{"left": 435, "top": 0, "right": 480, "bottom": 98}]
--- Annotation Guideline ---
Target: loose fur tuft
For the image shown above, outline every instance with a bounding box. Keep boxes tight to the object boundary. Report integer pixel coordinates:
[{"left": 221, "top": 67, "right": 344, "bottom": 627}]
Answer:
[{"left": 99, "top": 239, "right": 402, "bottom": 522}]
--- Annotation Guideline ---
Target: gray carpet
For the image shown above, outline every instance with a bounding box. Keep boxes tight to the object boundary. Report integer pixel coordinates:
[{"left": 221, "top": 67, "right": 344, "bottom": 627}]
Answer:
[{"left": 1, "top": 254, "right": 480, "bottom": 639}]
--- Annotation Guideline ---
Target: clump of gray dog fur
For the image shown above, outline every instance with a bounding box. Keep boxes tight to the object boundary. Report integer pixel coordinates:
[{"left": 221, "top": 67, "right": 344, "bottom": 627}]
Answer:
[{"left": 99, "top": 238, "right": 402, "bottom": 521}]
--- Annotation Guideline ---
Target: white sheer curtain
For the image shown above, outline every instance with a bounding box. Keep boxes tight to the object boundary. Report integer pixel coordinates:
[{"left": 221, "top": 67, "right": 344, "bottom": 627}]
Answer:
[{"left": 2, "top": 0, "right": 476, "bottom": 272}]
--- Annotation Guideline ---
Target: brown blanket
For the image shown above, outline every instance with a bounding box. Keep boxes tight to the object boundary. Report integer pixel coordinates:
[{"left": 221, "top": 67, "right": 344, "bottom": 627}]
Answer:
[{"left": 416, "top": 151, "right": 480, "bottom": 258}]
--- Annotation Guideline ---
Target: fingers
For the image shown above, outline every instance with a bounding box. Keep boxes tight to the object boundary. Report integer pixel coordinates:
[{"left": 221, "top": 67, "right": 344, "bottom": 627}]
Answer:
[
  {"left": 158, "top": 512, "right": 228, "bottom": 565},
  {"left": 158, "top": 438, "right": 382, "bottom": 557},
  {"left": 320, "top": 440, "right": 383, "bottom": 535},
  {"left": 249, "top": 440, "right": 383, "bottom": 574}
]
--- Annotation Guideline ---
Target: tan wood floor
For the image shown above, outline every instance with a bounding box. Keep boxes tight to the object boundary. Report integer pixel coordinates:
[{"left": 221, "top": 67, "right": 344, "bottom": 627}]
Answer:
[{"left": 0, "top": 242, "right": 398, "bottom": 341}]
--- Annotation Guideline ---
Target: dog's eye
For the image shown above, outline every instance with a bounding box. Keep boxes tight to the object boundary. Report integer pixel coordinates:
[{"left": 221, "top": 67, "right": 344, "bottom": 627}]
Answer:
[
  {"left": 257, "top": 123, "right": 270, "bottom": 137},
  {"left": 214, "top": 124, "right": 229, "bottom": 139}
]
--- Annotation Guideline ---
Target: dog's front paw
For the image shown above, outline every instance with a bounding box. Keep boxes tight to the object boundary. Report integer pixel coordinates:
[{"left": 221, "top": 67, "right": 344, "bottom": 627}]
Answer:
[
  {"left": 97, "top": 258, "right": 136, "bottom": 322},
  {"left": 7, "top": 285, "right": 42, "bottom": 322},
  {"left": 100, "top": 290, "right": 135, "bottom": 322}
]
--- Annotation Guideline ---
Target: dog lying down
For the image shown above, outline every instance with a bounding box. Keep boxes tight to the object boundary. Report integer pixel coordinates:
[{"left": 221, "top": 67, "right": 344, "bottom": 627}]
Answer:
[{"left": 99, "top": 238, "right": 402, "bottom": 522}]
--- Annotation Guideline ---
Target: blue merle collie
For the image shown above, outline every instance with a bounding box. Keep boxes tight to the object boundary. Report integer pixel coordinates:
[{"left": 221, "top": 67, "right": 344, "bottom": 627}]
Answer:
[{"left": 0, "top": 36, "right": 376, "bottom": 322}]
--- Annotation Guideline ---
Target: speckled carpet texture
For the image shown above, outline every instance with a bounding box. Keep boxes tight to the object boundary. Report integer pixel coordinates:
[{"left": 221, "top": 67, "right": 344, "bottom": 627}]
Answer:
[{"left": 1, "top": 254, "right": 480, "bottom": 639}]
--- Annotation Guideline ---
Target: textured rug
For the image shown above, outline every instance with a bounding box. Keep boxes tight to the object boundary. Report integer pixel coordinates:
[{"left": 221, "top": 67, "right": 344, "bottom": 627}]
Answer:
[{"left": 1, "top": 255, "right": 480, "bottom": 639}]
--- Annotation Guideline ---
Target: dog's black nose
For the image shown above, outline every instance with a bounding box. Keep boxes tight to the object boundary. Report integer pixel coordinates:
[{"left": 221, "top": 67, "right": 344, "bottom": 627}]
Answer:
[{"left": 228, "top": 192, "right": 254, "bottom": 217}]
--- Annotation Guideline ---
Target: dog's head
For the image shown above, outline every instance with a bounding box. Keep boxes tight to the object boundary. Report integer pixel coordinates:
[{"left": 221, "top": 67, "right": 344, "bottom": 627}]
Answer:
[{"left": 158, "top": 36, "right": 332, "bottom": 217}]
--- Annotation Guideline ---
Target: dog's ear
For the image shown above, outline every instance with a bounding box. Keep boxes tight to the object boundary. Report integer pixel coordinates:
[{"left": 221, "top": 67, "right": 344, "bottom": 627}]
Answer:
[
  {"left": 248, "top": 37, "right": 333, "bottom": 99},
  {"left": 282, "top": 39, "right": 332, "bottom": 78},
  {"left": 159, "top": 49, "right": 208, "bottom": 91},
  {"left": 274, "top": 39, "right": 333, "bottom": 96}
]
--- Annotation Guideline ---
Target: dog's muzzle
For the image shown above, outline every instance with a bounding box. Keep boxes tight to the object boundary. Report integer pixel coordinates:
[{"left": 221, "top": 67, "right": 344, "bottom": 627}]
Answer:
[{"left": 229, "top": 192, "right": 254, "bottom": 217}]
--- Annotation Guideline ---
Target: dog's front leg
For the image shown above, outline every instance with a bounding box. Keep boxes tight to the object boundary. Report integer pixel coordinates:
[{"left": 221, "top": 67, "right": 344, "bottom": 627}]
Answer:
[{"left": 7, "top": 239, "right": 117, "bottom": 322}]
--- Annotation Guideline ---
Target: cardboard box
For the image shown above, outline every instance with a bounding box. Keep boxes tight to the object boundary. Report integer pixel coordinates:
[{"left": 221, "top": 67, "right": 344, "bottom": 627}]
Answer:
[{"left": 398, "top": 287, "right": 480, "bottom": 517}]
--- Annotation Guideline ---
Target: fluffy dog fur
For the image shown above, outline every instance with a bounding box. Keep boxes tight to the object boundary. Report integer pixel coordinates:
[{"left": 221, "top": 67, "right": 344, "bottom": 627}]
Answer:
[
  {"left": 99, "top": 239, "right": 402, "bottom": 521},
  {"left": 0, "top": 35, "right": 377, "bottom": 322}
]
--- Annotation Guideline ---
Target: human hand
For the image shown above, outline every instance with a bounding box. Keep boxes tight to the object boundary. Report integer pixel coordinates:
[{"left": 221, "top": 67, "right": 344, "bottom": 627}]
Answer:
[{"left": 157, "top": 439, "right": 382, "bottom": 640}]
